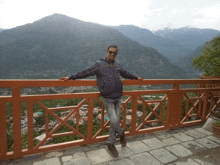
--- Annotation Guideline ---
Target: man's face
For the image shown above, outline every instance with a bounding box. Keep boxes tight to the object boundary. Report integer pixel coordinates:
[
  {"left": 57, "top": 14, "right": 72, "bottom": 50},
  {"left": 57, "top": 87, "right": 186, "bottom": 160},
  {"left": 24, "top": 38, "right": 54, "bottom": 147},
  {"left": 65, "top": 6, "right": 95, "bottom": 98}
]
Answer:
[{"left": 107, "top": 47, "right": 118, "bottom": 61}]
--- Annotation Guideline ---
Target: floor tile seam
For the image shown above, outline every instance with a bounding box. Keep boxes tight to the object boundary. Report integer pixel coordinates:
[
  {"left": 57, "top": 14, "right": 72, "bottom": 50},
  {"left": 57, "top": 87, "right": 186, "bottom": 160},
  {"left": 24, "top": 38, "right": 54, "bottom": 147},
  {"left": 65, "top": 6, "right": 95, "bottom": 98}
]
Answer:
[
  {"left": 166, "top": 132, "right": 196, "bottom": 142},
  {"left": 160, "top": 135, "right": 192, "bottom": 145},
  {"left": 147, "top": 143, "right": 215, "bottom": 161},
  {"left": 42, "top": 127, "right": 199, "bottom": 155},
  {"left": 171, "top": 148, "right": 220, "bottom": 165},
  {"left": 159, "top": 133, "right": 209, "bottom": 142},
  {"left": 141, "top": 134, "right": 196, "bottom": 147},
  {"left": 184, "top": 129, "right": 209, "bottom": 139},
  {"left": 192, "top": 158, "right": 210, "bottom": 165},
  {"left": 147, "top": 148, "right": 178, "bottom": 164},
  {"left": 206, "top": 136, "right": 220, "bottom": 144},
  {"left": 192, "top": 128, "right": 212, "bottom": 135},
  {"left": 205, "top": 136, "right": 220, "bottom": 145},
  {"left": 180, "top": 139, "right": 210, "bottom": 150},
  {"left": 105, "top": 145, "right": 162, "bottom": 164},
  {"left": 57, "top": 156, "right": 65, "bottom": 165},
  {"left": 31, "top": 136, "right": 214, "bottom": 164},
  {"left": 109, "top": 150, "right": 159, "bottom": 164},
  {"left": 128, "top": 142, "right": 181, "bottom": 154},
  {"left": 0, "top": 127, "right": 209, "bottom": 164},
  {"left": 171, "top": 134, "right": 211, "bottom": 143},
  {"left": 102, "top": 157, "right": 136, "bottom": 165},
  {"left": 166, "top": 139, "right": 220, "bottom": 157},
  {"left": 59, "top": 144, "right": 135, "bottom": 164},
  {"left": 159, "top": 150, "right": 199, "bottom": 164},
  {"left": 190, "top": 146, "right": 220, "bottom": 158},
  {"left": 172, "top": 143, "right": 211, "bottom": 156},
  {"left": 124, "top": 158, "right": 137, "bottom": 165},
  {"left": 195, "top": 137, "right": 220, "bottom": 148},
  {"left": 168, "top": 155, "right": 205, "bottom": 165},
  {"left": 61, "top": 153, "right": 95, "bottom": 165},
  {"left": 88, "top": 145, "right": 135, "bottom": 163},
  {"left": 61, "top": 150, "right": 95, "bottom": 164},
  {"left": 193, "top": 157, "right": 220, "bottom": 165},
  {"left": 194, "top": 128, "right": 213, "bottom": 135},
  {"left": 208, "top": 148, "right": 220, "bottom": 163},
  {"left": 128, "top": 136, "right": 206, "bottom": 152}
]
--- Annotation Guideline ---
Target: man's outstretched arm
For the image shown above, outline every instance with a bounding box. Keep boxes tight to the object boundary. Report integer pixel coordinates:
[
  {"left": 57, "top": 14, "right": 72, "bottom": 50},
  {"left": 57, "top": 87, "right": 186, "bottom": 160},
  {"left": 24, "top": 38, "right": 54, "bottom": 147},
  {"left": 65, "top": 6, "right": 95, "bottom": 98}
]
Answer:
[
  {"left": 59, "top": 77, "right": 70, "bottom": 82},
  {"left": 119, "top": 66, "right": 144, "bottom": 81},
  {"left": 59, "top": 63, "right": 99, "bottom": 82},
  {"left": 137, "top": 77, "right": 144, "bottom": 81}
]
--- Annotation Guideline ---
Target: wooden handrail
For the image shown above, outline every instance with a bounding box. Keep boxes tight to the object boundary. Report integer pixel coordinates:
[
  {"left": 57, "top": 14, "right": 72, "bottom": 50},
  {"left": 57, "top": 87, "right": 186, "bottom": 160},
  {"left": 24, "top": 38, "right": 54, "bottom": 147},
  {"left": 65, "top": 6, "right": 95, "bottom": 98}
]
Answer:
[{"left": 1, "top": 79, "right": 220, "bottom": 88}]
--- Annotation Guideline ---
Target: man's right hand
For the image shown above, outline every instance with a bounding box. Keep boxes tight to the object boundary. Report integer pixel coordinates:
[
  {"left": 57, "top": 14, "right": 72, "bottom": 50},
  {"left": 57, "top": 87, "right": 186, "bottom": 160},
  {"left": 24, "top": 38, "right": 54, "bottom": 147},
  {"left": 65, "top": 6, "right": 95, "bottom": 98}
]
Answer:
[{"left": 59, "top": 77, "right": 70, "bottom": 82}]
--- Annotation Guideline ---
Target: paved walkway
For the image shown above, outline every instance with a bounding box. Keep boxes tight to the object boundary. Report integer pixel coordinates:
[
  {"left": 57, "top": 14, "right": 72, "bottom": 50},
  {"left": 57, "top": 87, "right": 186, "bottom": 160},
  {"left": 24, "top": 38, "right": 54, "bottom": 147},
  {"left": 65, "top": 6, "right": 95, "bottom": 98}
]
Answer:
[{"left": 1, "top": 124, "right": 220, "bottom": 165}]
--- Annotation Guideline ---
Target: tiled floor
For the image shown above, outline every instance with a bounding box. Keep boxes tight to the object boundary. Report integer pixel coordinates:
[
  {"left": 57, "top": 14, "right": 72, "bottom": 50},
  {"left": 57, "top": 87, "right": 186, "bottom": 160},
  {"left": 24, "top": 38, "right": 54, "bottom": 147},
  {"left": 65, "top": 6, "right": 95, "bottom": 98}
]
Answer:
[{"left": 1, "top": 125, "right": 220, "bottom": 165}]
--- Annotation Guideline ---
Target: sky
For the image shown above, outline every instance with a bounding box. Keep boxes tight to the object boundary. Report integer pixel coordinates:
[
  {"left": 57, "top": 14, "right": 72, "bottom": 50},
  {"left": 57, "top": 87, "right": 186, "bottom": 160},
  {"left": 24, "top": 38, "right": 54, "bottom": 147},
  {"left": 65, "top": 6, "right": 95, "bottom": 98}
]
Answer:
[{"left": 0, "top": 0, "right": 220, "bottom": 32}]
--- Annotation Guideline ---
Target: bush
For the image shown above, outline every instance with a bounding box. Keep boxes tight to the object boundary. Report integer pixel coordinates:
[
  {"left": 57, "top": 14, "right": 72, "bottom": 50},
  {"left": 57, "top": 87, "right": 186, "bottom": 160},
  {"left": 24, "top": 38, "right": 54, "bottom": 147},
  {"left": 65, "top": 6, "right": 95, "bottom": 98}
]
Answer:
[{"left": 213, "top": 120, "right": 220, "bottom": 127}]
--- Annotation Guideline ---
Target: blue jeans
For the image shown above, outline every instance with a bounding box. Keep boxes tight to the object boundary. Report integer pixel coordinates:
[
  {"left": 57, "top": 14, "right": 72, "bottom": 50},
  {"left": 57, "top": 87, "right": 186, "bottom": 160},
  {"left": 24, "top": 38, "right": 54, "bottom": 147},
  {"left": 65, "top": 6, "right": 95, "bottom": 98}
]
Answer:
[{"left": 103, "top": 97, "right": 123, "bottom": 144}]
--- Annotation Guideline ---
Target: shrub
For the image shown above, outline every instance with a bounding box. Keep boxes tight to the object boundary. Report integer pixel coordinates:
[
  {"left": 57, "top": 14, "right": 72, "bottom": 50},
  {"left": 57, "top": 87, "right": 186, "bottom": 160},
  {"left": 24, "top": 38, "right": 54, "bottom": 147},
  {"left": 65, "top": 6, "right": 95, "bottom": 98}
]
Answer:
[{"left": 213, "top": 120, "right": 220, "bottom": 127}]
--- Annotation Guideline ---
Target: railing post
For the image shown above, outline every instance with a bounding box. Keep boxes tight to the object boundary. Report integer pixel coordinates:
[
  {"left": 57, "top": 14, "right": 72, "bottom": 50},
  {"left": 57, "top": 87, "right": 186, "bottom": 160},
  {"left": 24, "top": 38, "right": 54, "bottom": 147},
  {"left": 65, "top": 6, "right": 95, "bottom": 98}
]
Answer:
[
  {"left": 0, "top": 101, "right": 7, "bottom": 160},
  {"left": 201, "top": 93, "right": 208, "bottom": 121},
  {"left": 87, "top": 97, "right": 94, "bottom": 143},
  {"left": 131, "top": 95, "right": 138, "bottom": 134},
  {"left": 12, "top": 87, "right": 22, "bottom": 158},
  {"left": 166, "top": 84, "right": 183, "bottom": 129},
  {"left": 27, "top": 101, "right": 34, "bottom": 152}
]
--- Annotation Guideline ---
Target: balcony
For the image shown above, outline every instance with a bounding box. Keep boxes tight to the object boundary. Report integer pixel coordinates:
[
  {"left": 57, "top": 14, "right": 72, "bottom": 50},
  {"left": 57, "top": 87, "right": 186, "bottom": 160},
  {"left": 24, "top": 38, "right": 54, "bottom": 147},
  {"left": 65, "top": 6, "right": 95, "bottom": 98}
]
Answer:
[{"left": 0, "top": 79, "right": 220, "bottom": 164}]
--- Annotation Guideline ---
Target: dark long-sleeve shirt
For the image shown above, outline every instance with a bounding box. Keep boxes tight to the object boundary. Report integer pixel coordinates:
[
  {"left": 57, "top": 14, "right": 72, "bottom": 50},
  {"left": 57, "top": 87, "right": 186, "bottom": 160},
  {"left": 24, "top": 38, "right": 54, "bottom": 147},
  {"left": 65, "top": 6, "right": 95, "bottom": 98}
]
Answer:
[{"left": 70, "top": 58, "right": 138, "bottom": 99}]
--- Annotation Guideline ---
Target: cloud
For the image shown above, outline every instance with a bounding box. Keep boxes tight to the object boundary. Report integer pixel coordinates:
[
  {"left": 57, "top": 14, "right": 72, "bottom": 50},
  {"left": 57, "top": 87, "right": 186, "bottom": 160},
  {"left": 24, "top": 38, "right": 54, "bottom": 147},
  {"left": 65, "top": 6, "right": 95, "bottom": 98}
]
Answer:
[
  {"left": 0, "top": 0, "right": 219, "bottom": 31},
  {"left": 139, "top": 0, "right": 220, "bottom": 31}
]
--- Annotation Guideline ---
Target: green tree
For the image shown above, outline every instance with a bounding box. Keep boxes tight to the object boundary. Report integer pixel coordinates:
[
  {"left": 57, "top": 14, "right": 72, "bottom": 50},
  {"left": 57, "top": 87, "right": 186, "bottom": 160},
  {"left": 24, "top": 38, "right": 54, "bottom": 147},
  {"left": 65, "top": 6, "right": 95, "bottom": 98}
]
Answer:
[{"left": 192, "top": 36, "right": 220, "bottom": 76}]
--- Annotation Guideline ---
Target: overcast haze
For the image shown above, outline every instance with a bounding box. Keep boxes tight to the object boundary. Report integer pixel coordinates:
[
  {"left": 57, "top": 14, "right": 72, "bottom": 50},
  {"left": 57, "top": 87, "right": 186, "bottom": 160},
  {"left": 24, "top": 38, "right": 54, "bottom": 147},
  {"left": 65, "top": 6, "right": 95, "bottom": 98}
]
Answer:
[{"left": 0, "top": 0, "right": 220, "bottom": 32}]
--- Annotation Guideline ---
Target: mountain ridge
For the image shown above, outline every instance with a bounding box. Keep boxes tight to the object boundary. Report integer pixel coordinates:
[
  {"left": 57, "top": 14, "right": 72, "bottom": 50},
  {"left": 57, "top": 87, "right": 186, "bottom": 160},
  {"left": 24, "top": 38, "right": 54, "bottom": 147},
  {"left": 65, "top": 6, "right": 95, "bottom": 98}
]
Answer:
[
  {"left": 110, "top": 25, "right": 193, "bottom": 63},
  {"left": 0, "top": 14, "right": 193, "bottom": 79},
  {"left": 154, "top": 27, "right": 220, "bottom": 50}
]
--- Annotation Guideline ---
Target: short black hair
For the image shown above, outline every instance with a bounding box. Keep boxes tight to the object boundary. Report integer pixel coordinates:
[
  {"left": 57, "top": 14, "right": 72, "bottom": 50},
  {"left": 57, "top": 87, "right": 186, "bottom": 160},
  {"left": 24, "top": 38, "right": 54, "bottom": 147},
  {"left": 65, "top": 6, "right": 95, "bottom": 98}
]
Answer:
[{"left": 107, "top": 45, "right": 118, "bottom": 52}]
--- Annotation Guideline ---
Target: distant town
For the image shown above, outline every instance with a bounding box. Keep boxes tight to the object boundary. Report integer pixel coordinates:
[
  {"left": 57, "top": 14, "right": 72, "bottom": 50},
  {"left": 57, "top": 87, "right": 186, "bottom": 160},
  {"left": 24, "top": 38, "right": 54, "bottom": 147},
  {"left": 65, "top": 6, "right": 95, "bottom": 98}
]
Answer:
[{"left": 3, "top": 85, "right": 165, "bottom": 145}]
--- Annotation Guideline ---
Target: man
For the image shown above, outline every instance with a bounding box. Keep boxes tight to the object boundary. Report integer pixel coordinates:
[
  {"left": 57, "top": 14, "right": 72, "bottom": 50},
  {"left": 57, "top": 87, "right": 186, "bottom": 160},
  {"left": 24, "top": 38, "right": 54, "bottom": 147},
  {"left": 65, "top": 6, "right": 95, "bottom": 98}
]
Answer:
[{"left": 59, "top": 45, "right": 144, "bottom": 157}]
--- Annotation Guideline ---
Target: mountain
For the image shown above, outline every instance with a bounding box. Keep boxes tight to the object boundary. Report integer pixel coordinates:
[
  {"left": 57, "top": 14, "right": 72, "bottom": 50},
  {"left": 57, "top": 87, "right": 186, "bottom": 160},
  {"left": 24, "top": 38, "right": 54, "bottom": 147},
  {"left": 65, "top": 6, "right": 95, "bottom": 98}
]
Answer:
[
  {"left": 174, "top": 45, "right": 204, "bottom": 75},
  {"left": 110, "top": 25, "right": 193, "bottom": 63},
  {"left": 0, "top": 28, "right": 5, "bottom": 33},
  {"left": 154, "top": 27, "right": 220, "bottom": 50},
  {"left": 0, "top": 13, "right": 190, "bottom": 79}
]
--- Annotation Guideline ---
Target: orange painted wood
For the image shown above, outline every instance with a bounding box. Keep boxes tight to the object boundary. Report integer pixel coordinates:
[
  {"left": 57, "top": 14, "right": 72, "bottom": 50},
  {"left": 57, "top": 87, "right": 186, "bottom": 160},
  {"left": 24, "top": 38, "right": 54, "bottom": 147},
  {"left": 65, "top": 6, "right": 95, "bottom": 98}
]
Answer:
[
  {"left": 166, "top": 92, "right": 183, "bottom": 129},
  {"left": 1, "top": 79, "right": 220, "bottom": 161},
  {"left": 131, "top": 95, "right": 137, "bottom": 133},
  {"left": 12, "top": 87, "right": 22, "bottom": 158},
  {"left": 0, "top": 79, "right": 220, "bottom": 88},
  {"left": 180, "top": 120, "right": 203, "bottom": 127},
  {"left": 51, "top": 132, "right": 75, "bottom": 138},
  {"left": 87, "top": 98, "right": 94, "bottom": 142},
  {"left": 0, "top": 101, "right": 7, "bottom": 157},
  {"left": 27, "top": 101, "right": 34, "bottom": 152}
]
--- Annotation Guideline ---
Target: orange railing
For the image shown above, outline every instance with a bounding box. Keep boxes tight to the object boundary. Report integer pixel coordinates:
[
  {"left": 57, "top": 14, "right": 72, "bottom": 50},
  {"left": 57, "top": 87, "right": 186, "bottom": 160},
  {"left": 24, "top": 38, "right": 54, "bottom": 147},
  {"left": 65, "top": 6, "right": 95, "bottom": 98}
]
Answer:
[
  {"left": 199, "top": 76, "right": 220, "bottom": 96},
  {"left": 0, "top": 79, "right": 220, "bottom": 161}
]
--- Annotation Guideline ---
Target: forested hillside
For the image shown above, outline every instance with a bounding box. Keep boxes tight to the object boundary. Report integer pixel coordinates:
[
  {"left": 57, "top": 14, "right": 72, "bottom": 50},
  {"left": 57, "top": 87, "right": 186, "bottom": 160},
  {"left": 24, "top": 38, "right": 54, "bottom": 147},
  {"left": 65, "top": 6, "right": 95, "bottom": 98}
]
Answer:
[{"left": 0, "top": 14, "right": 189, "bottom": 79}]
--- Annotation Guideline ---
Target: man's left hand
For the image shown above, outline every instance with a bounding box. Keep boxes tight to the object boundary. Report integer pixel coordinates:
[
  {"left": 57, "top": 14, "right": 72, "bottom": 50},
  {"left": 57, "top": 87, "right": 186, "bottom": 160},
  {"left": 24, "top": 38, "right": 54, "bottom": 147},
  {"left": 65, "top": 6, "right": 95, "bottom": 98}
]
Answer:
[{"left": 137, "top": 77, "right": 144, "bottom": 81}]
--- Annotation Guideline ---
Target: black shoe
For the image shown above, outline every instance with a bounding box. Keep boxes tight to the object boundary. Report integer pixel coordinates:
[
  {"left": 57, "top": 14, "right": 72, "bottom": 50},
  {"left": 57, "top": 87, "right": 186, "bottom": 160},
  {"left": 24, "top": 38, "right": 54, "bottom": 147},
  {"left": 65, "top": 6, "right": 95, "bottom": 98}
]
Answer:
[
  {"left": 119, "top": 130, "right": 126, "bottom": 147},
  {"left": 107, "top": 143, "right": 118, "bottom": 157}
]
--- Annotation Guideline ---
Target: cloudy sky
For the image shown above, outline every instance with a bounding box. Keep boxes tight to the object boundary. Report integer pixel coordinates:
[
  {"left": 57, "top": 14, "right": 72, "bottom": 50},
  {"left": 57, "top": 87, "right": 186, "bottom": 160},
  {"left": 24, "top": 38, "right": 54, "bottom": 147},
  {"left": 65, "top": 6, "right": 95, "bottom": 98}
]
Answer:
[{"left": 0, "top": 0, "right": 220, "bottom": 32}]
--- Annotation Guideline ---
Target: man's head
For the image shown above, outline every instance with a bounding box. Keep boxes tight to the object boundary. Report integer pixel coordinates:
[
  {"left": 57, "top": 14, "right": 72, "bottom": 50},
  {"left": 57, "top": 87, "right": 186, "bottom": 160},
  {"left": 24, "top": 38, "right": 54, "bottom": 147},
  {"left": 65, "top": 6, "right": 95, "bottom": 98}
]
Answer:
[{"left": 106, "top": 45, "right": 118, "bottom": 62}]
